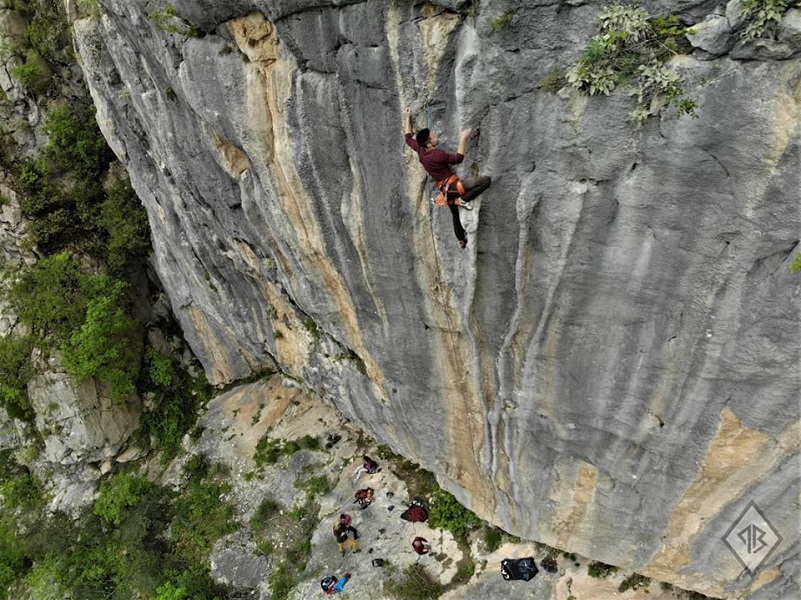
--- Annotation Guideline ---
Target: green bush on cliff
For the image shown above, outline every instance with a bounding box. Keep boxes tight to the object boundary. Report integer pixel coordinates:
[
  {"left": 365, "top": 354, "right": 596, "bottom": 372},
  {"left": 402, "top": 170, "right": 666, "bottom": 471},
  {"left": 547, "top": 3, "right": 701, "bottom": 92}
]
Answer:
[
  {"left": 565, "top": 2, "right": 697, "bottom": 125},
  {"left": 587, "top": 560, "right": 619, "bottom": 578},
  {"left": 428, "top": 487, "right": 481, "bottom": 541},
  {"left": 0, "top": 335, "right": 35, "bottom": 421},
  {"left": 789, "top": 252, "right": 801, "bottom": 274},
  {"left": 62, "top": 279, "right": 141, "bottom": 399},
  {"left": 94, "top": 469, "right": 153, "bottom": 526},
  {"left": 739, "top": 0, "right": 791, "bottom": 39},
  {"left": 5, "top": 255, "right": 142, "bottom": 401},
  {"left": 384, "top": 563, "right": 444, "bottom": 600}
]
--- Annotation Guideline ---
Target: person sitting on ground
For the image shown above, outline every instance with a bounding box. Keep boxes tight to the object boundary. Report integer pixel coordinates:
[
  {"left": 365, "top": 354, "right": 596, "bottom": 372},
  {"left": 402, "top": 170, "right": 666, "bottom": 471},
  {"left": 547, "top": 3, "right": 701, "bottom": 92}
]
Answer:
[
  {"left": 354, "top": 487, "right": 375, "bottom": 509},
  {"left": 322, "top": 572, "right": 352, "bottom": 594},
  {"left": 352, "top": 455, "right": 380, "bottom": 480},
  {"left": 412, "top": 536, "right": 432, "bottom": 556},
  {"left": 403, "top": 107, "right": 492, "bottom": 249},
  {"left": 333, "top": 514, "right": 360, "bottom": 555},
  {"left": 331, "top": 572, "right": 352, "bottom": 594}
]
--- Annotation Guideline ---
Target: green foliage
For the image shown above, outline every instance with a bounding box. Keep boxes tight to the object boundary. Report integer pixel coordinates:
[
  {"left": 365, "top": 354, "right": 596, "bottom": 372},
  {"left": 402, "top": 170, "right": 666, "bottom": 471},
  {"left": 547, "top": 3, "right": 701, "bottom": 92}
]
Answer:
[
  {"left": 268, "top": 562, "right": 298, "bottom": 600},
  {"left": 76, "top": 0, "right": 101, "bottom": 19},
  {"left": 482, "top": 526, "right": 503, "bottom": 553},
  {"left": 619, "top": 572, "right": 651, "bottom": 593},
  {"left": 384, "top": 563, "right": 444, "bottom": 600},
  {"left": 251, "top": 496, "right": 281, "bottom": 532},
  {"left": 0, "top": 521, "right": 26, "bottom": 593},
  {"left": 0, "top": 335, "right": 35, "bottom": 421},
  {"left": 304, "top": 318, "right": 321, "bottom": 340},
  {"left": 294, "top": 474, "right": 332, "bottom": 499},
  {"left": 94, "top": 470, "right": 152, "bottom": 526},
  {"left": 6, "top": 252, "right": 90, "bottom": 343},
  {"left": 5, "top": 255, "right": 142, "bottom": 400},
  {"left": 489, "top": 12, "right": 514, "bottom": 32},
  {"left": 789, "top": 252, "right": 801, "bottom": 274},
  {"left": 171, "top": 457, "right": 237, "bottom": 567},
  {"left": 146, "top": 347, "right": 174, "bottom": 388},
  {"left": 379, "top": 451, "right": 437, "bottom": 501},
  {"left": 149, "top": 6, "right": 200, "bottom": 37},
  {"left": 62, "top": 279, "right": 141, "bottom": 399},
  {"left": 299, "top": 434, "right": 320, "bottom": 450},
  {"left": 100, "top": 179, "right": 152, "bottom": 274},
  {"left": 0, "top": 450, "right": 234, "bottom": 599},
  {"left": 21, "top": 0, "right": 70, "bottom": 60},
  {"left": 16, "top": 102, "right": 143, "bottom": 259},
  {"left": 9, "top": 50, "right": 44, "bottom": 91},
  {"left": 587, "top": 560, "right": 619, "bottom": 579},
  {"left": 539, "top": 70, "right": 567, "bottom": 92},
  {"left": 334, "top": 348, "right": 367, "bottom": 374},
  {"left": 565, "top": 2, "right": 696, "bottom": 125},
  {"left": 151, "top": 579, "right": 190, "bottom": 600},
  {"left": 135, "top": 360, "right": 212, "bottom": 463},
  {"left": 253, "top": 434, "right": 304, "bottom": 468},
  {"left": 739, "top": 0, "right": 790, "bottom": 40},
  {"left": 428, "top": 488, "right": 481, "bottom": 541}
]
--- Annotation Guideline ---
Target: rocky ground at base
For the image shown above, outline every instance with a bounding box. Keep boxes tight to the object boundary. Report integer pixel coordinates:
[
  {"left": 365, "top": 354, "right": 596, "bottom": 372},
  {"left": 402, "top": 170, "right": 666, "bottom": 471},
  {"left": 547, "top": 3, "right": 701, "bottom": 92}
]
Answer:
[{"left": 187, "top": 378, "right": 712, "bottom": 600}]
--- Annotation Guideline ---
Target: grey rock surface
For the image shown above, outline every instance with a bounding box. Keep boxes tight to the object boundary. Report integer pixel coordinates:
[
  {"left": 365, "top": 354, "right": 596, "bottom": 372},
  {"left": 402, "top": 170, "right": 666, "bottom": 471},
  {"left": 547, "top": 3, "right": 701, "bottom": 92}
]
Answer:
[
  {"left": 29, "top": 366, "right": 141, "bottom": 465},
  {"left": 71, "top": 1, "right": 800, "bottom": 597}
]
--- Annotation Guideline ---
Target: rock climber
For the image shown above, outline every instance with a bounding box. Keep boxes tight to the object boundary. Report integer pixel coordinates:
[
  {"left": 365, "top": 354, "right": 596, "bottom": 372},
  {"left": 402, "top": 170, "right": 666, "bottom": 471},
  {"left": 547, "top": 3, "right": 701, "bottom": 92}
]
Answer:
[
  {"left": 333, "top": 513, "right": 360, "bottom": 555},
  {"left": 403, "top": 107, "right": 491, "bottom": 248}
]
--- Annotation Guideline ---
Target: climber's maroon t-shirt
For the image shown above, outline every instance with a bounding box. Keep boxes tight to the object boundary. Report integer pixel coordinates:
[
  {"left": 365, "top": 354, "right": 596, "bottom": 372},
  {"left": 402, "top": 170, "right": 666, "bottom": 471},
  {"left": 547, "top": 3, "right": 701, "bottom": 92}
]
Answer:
[{"left": 405, "top": 133, "right": 463, "bottom": 182}]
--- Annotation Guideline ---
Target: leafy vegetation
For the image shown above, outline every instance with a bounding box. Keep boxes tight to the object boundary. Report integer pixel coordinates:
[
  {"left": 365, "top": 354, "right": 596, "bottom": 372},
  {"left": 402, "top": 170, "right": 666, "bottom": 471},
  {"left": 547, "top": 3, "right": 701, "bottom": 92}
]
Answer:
[
  {"left": 3, "top": 254, "right": 143, "bottom": 401},
  {"left": 739, "top": 0, "right": 791, "bottom": 40},
  {"left": 253, "top": 433, "right": 305, "bottom": 468},
  {"left": 428, "top": 487, "right": 481, "bottom": 542},
  {"left": 148, "top": 6, "right": 200, "bottom": 37},
  {"left": 564, "top": 2, "right": 697, "bottom": 125},
  {"left": 489, "top": 12, "right": 514, "bottom": 33},
  {"left": 134, "top": 358, "right": 213, "bottom": 463},
  {"left": 62, "top": 279, "right": 141, "bottom": 398},
  {"left": 587, "top": 560, "right": 619, "bottom": 579},
  {"left": 0, "top": 454, "right": 238, "bottom": 600},
  {"left": 619, "top": 572, "right": 651, "bottom": 593},
  {"left": 482, "top": 526, "right": 503, "bottom": 552},
  {"left": 260, "top": 500, "right": 318, "bottom": 600},
  {"left": 790, "top": 252, "right": 801, "bottom": 274},
  {"left": 384, "top": 563, "right": 444, "bottom": 600},
  {"left": 0, "top": 335, "right": 35, "bottom": 421}
]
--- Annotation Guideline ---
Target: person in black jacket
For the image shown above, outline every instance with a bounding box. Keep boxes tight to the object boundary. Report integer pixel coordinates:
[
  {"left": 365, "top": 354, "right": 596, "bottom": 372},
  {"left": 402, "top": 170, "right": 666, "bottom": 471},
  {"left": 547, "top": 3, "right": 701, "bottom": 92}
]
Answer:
[{"left": 333, "top": 514, "right": 360, "bottom": 555}]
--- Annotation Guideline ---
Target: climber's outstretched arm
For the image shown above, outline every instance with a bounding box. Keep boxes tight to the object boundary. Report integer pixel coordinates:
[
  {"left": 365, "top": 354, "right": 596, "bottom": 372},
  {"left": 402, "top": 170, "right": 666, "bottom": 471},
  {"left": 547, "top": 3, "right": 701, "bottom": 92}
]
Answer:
[{"left": 404, "top": 107, "right": 412, "bottom": 135}]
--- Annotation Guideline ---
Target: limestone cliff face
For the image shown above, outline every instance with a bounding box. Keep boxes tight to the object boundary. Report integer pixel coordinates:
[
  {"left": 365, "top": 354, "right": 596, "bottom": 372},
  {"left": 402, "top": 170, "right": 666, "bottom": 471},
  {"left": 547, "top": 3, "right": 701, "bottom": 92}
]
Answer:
[{"left": 71, "top": 1, "right": 799, "bottom": 597}]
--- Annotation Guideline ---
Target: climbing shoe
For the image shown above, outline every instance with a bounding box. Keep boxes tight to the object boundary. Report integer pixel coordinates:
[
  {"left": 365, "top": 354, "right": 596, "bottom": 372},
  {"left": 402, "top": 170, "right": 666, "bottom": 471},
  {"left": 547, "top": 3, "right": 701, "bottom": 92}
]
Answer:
[{"left": 460, "top": 201, "right": 473, "bottom": 211}]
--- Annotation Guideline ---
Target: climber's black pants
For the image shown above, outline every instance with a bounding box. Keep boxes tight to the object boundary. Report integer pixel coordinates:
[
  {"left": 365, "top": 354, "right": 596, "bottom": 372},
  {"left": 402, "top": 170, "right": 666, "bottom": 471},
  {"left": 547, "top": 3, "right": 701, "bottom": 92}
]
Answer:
[{"left": 447, "top": 176, "right": 492, "bottom": 242}]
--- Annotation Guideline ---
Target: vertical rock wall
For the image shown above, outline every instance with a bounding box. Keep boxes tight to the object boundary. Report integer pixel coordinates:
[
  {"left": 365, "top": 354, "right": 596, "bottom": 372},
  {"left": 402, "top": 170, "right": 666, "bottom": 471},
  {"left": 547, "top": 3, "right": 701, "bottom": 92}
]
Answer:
[{"left": 71, "top": 1, "right": 800, "bottom": 597}]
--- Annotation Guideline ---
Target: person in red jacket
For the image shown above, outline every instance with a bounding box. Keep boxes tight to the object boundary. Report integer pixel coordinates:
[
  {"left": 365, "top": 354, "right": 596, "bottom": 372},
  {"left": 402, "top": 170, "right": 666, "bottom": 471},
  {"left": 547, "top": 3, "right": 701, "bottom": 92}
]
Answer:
[
  {"left": 412, "top": 536, "right": 432, "bottom": 555},
  {"left": 403, "top": 107, "right": 491, "bottom": 248}
]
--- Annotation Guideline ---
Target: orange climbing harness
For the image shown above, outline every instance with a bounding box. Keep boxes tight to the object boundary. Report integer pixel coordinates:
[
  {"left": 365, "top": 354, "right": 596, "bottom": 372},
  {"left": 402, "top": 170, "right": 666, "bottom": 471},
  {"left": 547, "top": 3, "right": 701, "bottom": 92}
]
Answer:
[{"left": 433, "top": 174, "right": 466, "bottom": 206}]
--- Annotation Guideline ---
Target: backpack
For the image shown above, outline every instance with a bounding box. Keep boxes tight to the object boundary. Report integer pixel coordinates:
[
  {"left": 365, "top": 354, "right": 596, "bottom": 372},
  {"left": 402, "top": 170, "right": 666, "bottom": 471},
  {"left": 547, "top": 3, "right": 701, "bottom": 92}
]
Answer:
[
  {"left": 320, "top": 575, "right": 337, "bottom": 594},
  {"left": 400, "top": 503, "right": 428, "bottom": 522},
  {"left": 501, "top": 557, "right": 539, "bottom": 581}
]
